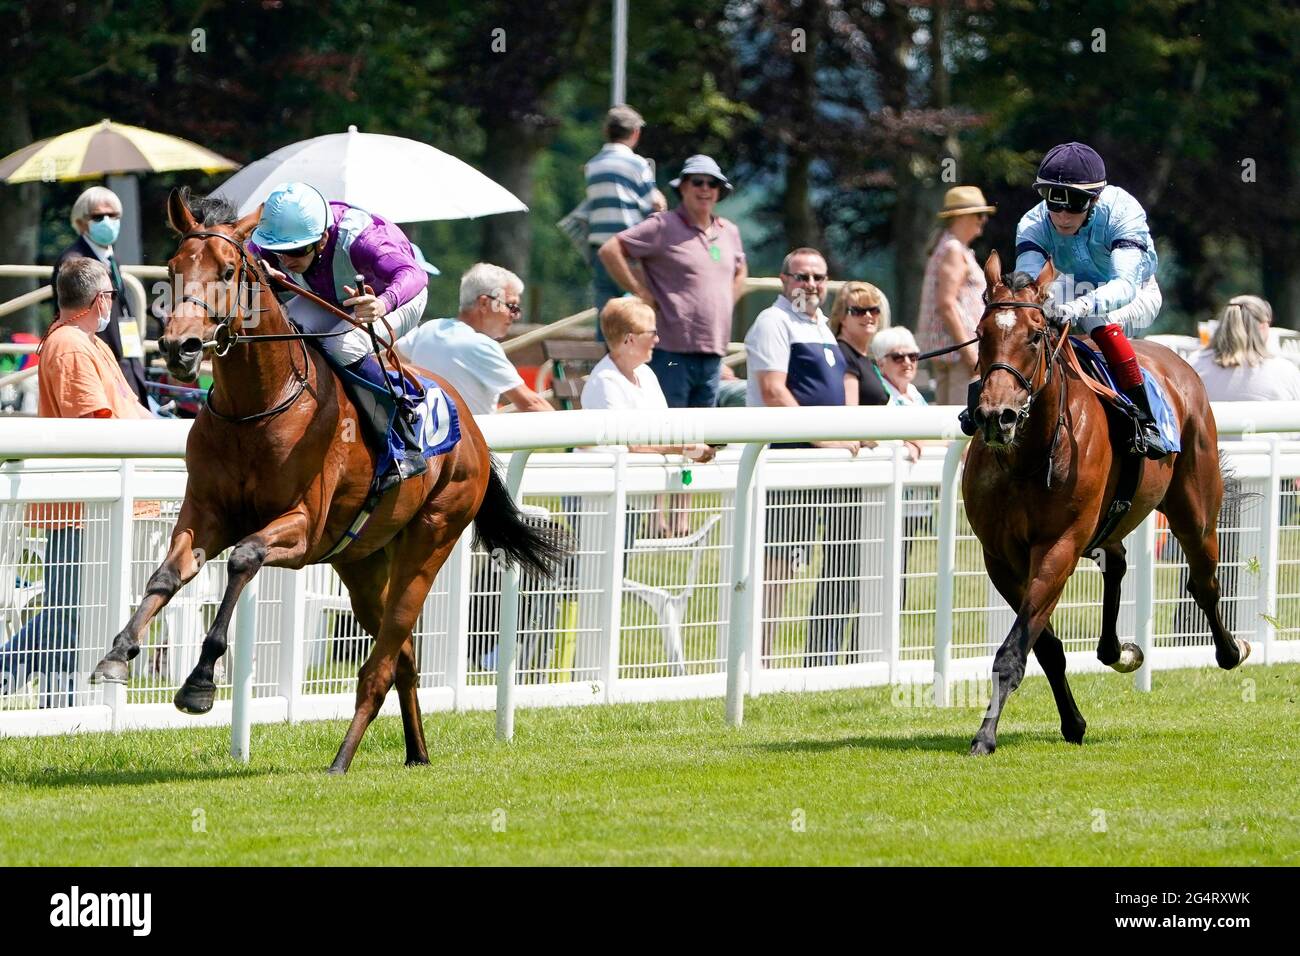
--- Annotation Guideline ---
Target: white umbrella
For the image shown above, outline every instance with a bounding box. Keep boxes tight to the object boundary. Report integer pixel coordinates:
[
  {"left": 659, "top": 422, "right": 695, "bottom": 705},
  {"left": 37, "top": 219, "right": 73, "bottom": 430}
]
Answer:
[{"left": 214, "top": 125, "right": 527, "bottom": 222}]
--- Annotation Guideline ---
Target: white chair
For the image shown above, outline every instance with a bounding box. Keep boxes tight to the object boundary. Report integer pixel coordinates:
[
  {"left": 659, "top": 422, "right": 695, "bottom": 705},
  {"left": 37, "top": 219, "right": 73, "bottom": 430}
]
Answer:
[
  {"left": 622, "top": 514, "right": 723, "bottom": 676},
  {"left": 1141, "top": 334, "right": 1203, "bottom": 360},
  {"left": 0, "top": 504, "right": 45, "bottom": 642}
]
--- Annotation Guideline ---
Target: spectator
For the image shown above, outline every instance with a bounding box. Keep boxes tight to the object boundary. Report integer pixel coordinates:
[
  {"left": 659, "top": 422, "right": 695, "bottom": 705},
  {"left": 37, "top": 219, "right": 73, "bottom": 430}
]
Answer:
[
  {"left": 581, "top": 298, "right": 715, "bottom": 537},
  {"left": 395, "top": 263, "right": 551, "bottom": 415},
  {"left": 598, "top": 154, "right": 747, "bottom": 409},
  {"left": 745, "top": 248, "right": 861, "bottom": 667},
  {"left": 2, "top": 258, "right": 154, "bottom": 708},
  {"left": 830, "top": 281, "right": 890, "bottom": 407},
  {"left": 584, "top": 105, "right": 667, "bottom": 327},
  {"left": 1189, "top": 295, "right": 1300, "bottom": 402},
  {"left": 51, "top": 186, "right": 150, "bottom": 409},
  {"left": 247, "top": 182, "right": 430, "bottom": 484},
  {"left": 916, "top": 186, "right": 994, "bottom": 406},
  {"left": 874, "top": 326, "right": 935, "bottom": 609}
]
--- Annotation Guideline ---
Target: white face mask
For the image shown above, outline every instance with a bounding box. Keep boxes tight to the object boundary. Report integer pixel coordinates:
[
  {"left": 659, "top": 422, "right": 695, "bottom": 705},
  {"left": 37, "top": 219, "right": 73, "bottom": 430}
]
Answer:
[{"left": 96, "top": 310, "right": 111, "bottom": 333}]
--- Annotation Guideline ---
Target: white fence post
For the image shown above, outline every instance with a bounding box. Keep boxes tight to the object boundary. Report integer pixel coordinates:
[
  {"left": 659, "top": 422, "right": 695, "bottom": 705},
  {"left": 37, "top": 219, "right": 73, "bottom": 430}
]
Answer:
[
  {"left": 103, "top": 460, "right": 136, "bottom": 726},
  {"left": 933, "top": 440, "right": 966, "bottom": 706},
  {"left": 881, "top": 444, "right": 904, "bottom": 687},
  {"left": 230, "top": 573, "right": 259, "bottom": 761},
  {"left": 1133, "top": 512, "right": 1157, "bottom": 693},
  {"left": 598, "top": 452, "right": 628, "bottom": 699},
  {"left": 444, "top": 532, "right": 473, "bottom": 710},
  {"left": 725, "top": 443, "right": 765, "bottom": 726},
  {"left": 278, "top": 564, "right": 306, "bottom": 722},
  {"left": 1256, "top": 439, "right": 1282, "bottom": 665},
  {"left": 496, "top": 451, "right": 532, "bottom": 742}
]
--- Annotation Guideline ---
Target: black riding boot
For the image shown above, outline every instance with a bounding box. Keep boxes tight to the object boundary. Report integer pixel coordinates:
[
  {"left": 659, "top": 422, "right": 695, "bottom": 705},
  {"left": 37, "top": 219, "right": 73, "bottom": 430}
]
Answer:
[
  {"left": 1122, "top": 384, "right": 1170, "bottom": 460},
  {"left": 346, "top": 357, "right": 428, "bottom": 492},
  {"left": 957, "top": 379, "right": 982, "bottom": 437}
]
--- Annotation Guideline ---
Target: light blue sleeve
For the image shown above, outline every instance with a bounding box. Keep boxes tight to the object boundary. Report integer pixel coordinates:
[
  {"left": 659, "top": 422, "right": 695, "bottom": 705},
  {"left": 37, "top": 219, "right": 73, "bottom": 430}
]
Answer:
[
  {"left": 1013, "top": 208, "right": 1052, "bottom": 277},
  {"left": 1088, "top": 246, "right": 1144, "bottom": 314},
  {"left": 472, "top": 337, "right": 524, "bottom": 396}
]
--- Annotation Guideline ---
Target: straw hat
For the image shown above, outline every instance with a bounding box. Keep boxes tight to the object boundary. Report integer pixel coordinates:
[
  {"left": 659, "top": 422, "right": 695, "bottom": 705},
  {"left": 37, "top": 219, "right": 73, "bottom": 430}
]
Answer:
[{"left": 937, "top": 186, "right": 996, "bottom": 219}]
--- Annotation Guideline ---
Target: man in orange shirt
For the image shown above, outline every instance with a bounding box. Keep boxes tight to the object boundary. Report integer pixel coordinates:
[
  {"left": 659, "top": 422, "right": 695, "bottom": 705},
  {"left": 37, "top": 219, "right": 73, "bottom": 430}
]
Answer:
[
  {"left": 2, "top": 258, "right": 153, "bottom": 708},
  {"left": 39, "top": 257, "right": 154, "bottom": 420}
]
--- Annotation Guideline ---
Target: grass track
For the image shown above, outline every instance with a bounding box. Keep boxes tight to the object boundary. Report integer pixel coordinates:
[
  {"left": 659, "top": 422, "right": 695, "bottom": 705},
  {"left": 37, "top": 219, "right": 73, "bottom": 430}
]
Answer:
[{"left": 1, "top": 664, "right": 1298, "bottom": 866}]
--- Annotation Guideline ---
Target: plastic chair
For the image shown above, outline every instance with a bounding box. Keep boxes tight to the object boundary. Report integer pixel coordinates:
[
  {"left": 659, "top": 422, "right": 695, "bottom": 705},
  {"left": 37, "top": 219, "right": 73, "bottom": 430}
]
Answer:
[
  {"left": 622, "top": 514, "right": 723, "bottom": 676},
  {"left": 0, "top": 504, "right": 46, "bottom": 642}
]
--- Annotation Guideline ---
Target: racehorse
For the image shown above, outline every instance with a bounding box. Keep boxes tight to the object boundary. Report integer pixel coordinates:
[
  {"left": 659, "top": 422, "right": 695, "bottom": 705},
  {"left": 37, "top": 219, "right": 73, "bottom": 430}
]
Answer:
[
  {"left": 961, "top": 251, "right": 1250, "bottom": 756},
  {"left": 91, "top": 189, "right": 564, "bottom": 773}
]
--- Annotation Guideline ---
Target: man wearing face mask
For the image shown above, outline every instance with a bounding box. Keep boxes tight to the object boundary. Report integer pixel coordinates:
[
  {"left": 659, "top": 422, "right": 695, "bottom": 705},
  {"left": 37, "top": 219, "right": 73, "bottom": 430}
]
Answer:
[
  {"left": 50, "top": 186, "right": 150, "bottom": 409},
  {"left": 36, "top": 258, "right": 154, "bottom": 420}
]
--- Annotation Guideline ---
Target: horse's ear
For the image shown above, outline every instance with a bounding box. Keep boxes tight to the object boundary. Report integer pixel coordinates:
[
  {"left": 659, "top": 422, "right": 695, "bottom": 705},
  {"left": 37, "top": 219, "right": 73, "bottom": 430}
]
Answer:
[
  {"left": 1035, "top": 258, "right": 1057, "bottom": 298},
  {"left": 167, "top": 188, "right": 197, "bottom": 235},
  {"left": 984, "top": 250, "right": 1002, "bottom": 290},
  {"left": 233, "top": 203, "right": 263, "bottom": 243}
]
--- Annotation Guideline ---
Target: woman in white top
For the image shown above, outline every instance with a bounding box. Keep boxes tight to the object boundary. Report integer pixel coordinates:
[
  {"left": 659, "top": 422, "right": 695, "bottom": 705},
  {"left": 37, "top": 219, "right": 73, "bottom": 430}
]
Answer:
[
  {"left": 1189, "top": 295, "right": 1300, "bottom": 402},
  {"left": 580, "top": 299, "right": 716, "bottom": 462},
  {"left": 581, "top": 299, "right": 715, "bottom": 538}
]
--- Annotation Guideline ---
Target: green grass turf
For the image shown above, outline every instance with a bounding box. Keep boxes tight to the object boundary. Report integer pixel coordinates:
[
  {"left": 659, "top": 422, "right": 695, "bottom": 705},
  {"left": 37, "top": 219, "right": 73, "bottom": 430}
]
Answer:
[{"left": 1, "top": 663, "right": 1297, "bottom": 866}]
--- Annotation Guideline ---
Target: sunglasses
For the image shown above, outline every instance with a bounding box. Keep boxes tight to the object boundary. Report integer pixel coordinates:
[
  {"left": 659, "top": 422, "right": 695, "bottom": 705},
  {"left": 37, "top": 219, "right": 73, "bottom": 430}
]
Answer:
[
  {"left": 886, "top": 351, "right": 919, "bottom": 363},
  {"left": 1038, "top": 186, "right": 1093, "bottom": 214},
  {"left": 279, "top": 242, "right": 317, "bottom": 258},
  {"left": 96, "top": 289, "right": 119, "bottom": 301},
  {"left": 89, "top": 212, "right": 121, "bottom": 222},
  {"left": 489, "top": 295, "right": 522, "bottom": 316},
  {"left": 687, "top": 177, "right": 721, "bottom": 189},
  {"left": 847, "top": 305, "right": 881, "bottom": 317},
  {"left": 785, "top": 272, "right": 827, "bottom": 283}
]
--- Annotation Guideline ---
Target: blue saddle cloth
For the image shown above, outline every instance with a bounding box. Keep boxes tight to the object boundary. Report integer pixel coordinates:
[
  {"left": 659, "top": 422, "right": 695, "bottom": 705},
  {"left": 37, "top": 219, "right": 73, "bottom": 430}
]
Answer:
[
  {"left": 1069, "top": 337, "right": 1181, "bottom": 454},
  {"left": 329, "top": 355, "right": 462, "bottom": 480}
]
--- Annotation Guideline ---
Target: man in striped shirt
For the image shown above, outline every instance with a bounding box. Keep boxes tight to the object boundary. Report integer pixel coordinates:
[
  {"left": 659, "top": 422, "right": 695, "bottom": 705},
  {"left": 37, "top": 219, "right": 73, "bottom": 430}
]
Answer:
[{"left": 585, "top": 105, "right": 666, "bottom": 330}]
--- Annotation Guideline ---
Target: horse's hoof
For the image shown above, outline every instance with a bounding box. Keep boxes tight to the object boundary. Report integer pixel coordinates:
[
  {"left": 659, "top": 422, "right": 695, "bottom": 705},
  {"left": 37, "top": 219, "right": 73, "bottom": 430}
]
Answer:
[
  {"left": 174, "top": 679, "right": 216, "bottom": 715},
  {"left": 1220, "top": 637, "right": 1252, "bottom": 670},
  {"left": 89, "top": 658, "right": 129, "bottom": 684},
  {"left": 969, "top": 738, "right": 996, "bottom": 757},
  {"left": 1062, "top": 722, "right": 1086, "bottom": 745},
  {"left": 326, "top": 765, "right": 348, "bottom": 776},
  {"left": 1109, "top": 642, "right": 1144, "bottom": 673},
  {"left": 405, "top": 756, "right": 431, "bottom": 768}
]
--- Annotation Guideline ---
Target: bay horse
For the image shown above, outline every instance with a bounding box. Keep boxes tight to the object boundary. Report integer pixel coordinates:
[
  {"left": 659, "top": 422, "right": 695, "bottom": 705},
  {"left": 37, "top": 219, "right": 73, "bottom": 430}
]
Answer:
[
  {"left": 90, "top": 189, "right": 564, "bottom": 773},
  {"left": 961, "top": 251, "right": 1250, "bottom": 756}
]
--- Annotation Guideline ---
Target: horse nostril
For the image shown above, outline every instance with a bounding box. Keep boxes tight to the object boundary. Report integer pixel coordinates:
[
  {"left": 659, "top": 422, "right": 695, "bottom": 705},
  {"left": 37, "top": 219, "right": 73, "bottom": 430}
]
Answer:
[
  {"left": 972, "top": 407, "right": 987, "bottom": 426},
  {"left": 178, "top": 337, "right": 203, "bottom": 356},
  {"left": 998, "top": 408, "right": 1018, "bottom": 427}
]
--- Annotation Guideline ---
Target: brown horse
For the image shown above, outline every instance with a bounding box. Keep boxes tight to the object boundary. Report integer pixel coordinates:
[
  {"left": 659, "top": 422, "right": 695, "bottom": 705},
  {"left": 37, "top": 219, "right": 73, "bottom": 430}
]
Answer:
[
  {"left": 90, "top": 189, "right": 563, "bottom": 773},
  {"left": 961, "top": 252, "right": 1250, "bottom": 756}
]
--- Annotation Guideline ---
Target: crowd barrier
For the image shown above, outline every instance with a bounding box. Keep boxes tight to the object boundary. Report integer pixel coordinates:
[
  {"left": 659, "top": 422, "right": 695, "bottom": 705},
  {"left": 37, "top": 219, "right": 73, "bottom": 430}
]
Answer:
[{"left": 2, "top": 405, "right": 1299, "bottom": 756}]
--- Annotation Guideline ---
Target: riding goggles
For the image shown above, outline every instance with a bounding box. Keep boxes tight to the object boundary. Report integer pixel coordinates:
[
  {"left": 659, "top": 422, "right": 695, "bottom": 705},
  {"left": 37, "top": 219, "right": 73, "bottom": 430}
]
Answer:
[{"left": 1037, "top": 185, "right": 1094, "bottom": 214}]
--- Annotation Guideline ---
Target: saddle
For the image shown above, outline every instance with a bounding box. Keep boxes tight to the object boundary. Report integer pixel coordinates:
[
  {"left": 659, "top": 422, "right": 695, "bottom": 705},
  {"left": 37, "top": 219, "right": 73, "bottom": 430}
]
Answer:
[{"left": 1064, "top": 338, "right": 1179, "bottom": 553}]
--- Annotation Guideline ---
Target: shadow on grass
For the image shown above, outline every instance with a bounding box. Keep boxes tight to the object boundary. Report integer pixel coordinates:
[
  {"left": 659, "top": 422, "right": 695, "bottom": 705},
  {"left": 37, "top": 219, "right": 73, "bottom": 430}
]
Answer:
[
  {"left": 8, "top": 765, "right": 276, "bottom": 790},
  {"left": 753, "top": 730, "right": 1073, "bottom": 754}
]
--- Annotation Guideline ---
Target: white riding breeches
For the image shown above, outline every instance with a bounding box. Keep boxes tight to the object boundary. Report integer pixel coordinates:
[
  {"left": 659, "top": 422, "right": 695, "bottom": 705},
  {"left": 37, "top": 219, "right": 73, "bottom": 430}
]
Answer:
[
  {"left": 1079, "top": 276, "right": 1162, "bottom": 334},
  {"left": 284, "top": 288, "right": 428, "bottom": 365}
]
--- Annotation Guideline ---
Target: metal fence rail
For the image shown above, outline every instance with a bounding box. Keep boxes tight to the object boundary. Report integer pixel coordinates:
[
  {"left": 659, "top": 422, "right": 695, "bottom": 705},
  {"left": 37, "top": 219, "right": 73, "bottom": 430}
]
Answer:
[{"left": 2, "top": 405, "right": 1299, "bottom": 751}]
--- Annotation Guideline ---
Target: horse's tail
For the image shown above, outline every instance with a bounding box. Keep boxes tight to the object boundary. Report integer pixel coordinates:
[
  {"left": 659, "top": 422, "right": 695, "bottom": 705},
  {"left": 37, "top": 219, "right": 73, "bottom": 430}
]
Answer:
[
  {"left": 1219, "top": 449, "right": 1261, "bottom": 515},
  {"left": 473, "top": 458, "right": 571, "bottom": 579}
]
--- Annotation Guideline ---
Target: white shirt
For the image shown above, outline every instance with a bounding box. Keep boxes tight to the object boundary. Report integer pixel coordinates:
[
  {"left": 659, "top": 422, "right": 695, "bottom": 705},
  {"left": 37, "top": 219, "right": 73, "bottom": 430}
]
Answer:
[
  {"left": 396, "top": 318, "right": 522, "bottom": 415},
  {"left": 743, "top": 295, "right": 840, "bottom": 407},
  {"left": 1188, "top": 350, "right": 1300, "bottom": 402},
  {"left": 579, "top": 354, "right": 668, "bottom": 410}
]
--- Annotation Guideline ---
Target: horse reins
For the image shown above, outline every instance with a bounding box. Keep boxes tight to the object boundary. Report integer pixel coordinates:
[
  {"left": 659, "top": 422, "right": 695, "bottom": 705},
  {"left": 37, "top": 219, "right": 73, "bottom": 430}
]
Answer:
[{"left": 175, "top": 228, "right": 416, "bottom": 423}]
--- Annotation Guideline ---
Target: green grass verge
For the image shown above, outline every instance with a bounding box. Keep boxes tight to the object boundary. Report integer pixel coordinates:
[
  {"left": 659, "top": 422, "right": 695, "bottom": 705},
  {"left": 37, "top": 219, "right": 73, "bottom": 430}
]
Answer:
[{"left": 2, "top": 664, "right": 1297, "bottom": 866}]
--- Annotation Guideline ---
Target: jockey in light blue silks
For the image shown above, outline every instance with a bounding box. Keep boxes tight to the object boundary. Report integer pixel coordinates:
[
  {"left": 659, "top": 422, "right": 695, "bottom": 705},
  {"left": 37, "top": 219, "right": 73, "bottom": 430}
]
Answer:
[
  {"left": 247, "top": 182, "right": 430, "bottom": 485},
  {"left": 1010, "top": 142, "right": 1169, "bottom": 459}
]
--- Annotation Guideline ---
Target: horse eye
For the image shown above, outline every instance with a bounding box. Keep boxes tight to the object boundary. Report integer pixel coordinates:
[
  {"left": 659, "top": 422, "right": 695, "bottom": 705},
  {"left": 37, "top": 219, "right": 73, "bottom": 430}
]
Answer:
[{"left": 222, "top": 266, "right": 235, "bottom": 282}]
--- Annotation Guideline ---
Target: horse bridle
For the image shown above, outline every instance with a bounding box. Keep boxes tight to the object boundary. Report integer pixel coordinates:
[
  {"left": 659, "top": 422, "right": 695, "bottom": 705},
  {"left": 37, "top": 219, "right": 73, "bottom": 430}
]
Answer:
[
  {"left": 977, "top": 296, "right": 1072, "bottom": 487},
  {"left": 174, "top": 228, "right": 311, "bottom": 423},
  {"left": 978, "top": 298, "right": 1069, "bottom": 425}
]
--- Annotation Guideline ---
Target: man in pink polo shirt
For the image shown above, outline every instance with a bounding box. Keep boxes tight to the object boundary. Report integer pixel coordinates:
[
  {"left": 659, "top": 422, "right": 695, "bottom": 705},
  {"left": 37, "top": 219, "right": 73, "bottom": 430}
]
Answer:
[{"left": 598, "top": 154, "right": 748, "bottom": 407}]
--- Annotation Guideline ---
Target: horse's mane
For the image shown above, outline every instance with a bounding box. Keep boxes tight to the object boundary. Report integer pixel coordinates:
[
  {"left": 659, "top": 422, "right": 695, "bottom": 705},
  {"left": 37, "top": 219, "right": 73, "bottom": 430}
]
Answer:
[{"left": 179, "top": 186, "right": 239, "bottom": 227}]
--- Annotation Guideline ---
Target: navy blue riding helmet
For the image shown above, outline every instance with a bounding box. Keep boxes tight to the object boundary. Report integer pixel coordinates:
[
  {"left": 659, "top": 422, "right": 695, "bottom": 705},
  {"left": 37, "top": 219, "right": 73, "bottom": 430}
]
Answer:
[{"left": 1034, "top": 142, "right": 1107, "bottom": 214}]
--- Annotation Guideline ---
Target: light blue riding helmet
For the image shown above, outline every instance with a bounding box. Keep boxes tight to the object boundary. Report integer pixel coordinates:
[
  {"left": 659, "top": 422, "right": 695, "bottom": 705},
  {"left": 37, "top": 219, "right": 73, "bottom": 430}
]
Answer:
[{"left": 251, "top": 182, "right": 330, "bottom": 251}]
